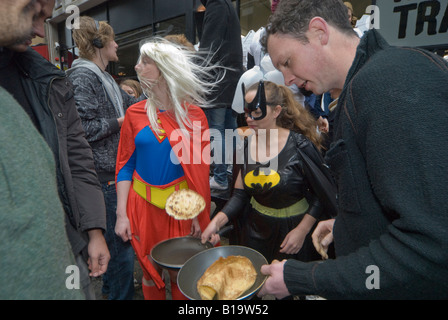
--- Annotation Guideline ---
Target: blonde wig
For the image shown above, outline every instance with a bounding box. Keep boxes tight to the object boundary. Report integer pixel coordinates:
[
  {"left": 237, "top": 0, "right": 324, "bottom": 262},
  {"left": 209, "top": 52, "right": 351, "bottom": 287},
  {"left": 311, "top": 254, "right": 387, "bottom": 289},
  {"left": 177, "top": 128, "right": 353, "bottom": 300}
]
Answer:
[
  {"left": 72, "top": 16, "right": 115, "bottom": 61},
  {"left": 137, "top": 37, "right": 224, "bottom": 136},
  {"left": 247, "top": 81, "right": 323, "bottom": 150}
]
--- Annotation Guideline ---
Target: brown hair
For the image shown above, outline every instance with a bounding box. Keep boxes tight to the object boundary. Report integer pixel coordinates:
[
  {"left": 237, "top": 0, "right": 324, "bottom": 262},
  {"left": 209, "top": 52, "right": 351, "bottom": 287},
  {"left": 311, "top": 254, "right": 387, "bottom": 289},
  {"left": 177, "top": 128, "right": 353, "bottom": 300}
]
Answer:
[
  {"left": 72, "top": 16, "right": 115, "bottom": 60},
  {"left": 262, "top": 0, "right": 356, "bottom": 51},
  {"left": 164, "top": 34, "right": 195, "bottom": 52},
  {"left": 120, "top": 79, "right": 143, "bottom": 98},
  {"left": 248, "top": 81, "right": 323, "bottom": 150}
]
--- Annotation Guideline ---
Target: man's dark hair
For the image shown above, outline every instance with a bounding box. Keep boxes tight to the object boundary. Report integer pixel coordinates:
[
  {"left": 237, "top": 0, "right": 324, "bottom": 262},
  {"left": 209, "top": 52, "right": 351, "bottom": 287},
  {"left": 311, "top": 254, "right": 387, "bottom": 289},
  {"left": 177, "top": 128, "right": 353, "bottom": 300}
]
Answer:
[{"left": 261, "top": 0, "right": 356, "bottom": 51}]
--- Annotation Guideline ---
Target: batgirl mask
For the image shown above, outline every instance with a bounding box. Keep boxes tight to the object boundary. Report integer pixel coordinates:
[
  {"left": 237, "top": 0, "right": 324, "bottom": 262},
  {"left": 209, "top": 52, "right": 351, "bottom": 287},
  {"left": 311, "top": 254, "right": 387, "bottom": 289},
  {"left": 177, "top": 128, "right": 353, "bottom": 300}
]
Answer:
[{"left": 242, "top": 81, "right": 267, "bottom": 120}]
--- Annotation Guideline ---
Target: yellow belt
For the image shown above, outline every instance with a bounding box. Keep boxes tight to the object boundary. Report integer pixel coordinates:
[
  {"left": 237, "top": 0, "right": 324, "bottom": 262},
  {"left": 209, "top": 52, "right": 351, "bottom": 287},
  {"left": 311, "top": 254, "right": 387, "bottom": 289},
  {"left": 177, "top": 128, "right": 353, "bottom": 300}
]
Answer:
[
  {"left": 250, "top": 197, "right": 309, "bottom": 218},
  {"left": 133, "top": 177, "right": 188, "bottom": 209}
]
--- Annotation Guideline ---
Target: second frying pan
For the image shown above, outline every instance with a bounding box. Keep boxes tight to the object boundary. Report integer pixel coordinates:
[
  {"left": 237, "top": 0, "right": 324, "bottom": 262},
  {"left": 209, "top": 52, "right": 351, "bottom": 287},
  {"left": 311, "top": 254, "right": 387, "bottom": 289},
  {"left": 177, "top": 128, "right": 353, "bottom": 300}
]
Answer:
[{"left": 150, "top": 225, "right": 234, "bottom": 269}]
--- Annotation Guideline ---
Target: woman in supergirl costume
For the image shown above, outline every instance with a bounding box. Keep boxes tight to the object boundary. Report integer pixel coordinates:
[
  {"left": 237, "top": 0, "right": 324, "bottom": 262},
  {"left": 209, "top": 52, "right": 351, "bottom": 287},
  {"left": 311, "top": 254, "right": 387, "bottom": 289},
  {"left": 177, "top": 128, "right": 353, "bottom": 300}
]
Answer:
[{"left": 115, "top": 38, "right": 221, "bottom": 300}]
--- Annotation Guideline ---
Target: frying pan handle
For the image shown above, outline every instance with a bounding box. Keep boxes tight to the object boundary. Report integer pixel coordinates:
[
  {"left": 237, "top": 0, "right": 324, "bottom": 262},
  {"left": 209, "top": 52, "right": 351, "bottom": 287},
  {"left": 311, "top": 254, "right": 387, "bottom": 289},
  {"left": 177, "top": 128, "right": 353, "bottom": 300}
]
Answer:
[{"left": 217, "top": 224, "right": 234, "bottom": 237}]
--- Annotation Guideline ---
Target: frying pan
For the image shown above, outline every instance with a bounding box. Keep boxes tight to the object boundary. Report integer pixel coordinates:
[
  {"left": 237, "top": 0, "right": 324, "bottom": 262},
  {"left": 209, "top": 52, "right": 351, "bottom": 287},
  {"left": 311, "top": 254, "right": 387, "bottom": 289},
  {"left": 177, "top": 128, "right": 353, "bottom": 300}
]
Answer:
[
  {"left": 150, "top": 225, "right": 233, "bottom": 269},
  {"left": 177, "top": 245, "right": 268, "bottom": 300}
]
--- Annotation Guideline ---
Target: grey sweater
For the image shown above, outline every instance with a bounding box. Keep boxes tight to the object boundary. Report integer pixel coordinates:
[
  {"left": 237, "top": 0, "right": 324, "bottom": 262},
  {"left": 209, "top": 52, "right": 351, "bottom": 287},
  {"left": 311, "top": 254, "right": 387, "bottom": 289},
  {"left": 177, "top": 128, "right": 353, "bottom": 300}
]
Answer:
[
  {"left": 0, "top": 87, "right": 84, "bottom": 299},
  {"left": 283, "top": 30, "right": 448, "bottom": 299}
]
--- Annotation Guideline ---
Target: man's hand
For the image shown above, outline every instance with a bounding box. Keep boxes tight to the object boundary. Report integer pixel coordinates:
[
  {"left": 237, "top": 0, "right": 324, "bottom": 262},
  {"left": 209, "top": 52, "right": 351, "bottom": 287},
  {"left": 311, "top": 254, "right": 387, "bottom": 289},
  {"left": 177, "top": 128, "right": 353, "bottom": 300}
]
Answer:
[
  {"left": 312, "top": 219, "right": 335, "bottom": 260},
  {"left": 87, "top": 229, "right": 110, "bottom": 277},
  {"left": 317, "top": 116, "right": 329, "bottom": 133},
  {"left": 257, "top": 260, "right": 291, "bottom": 299}
]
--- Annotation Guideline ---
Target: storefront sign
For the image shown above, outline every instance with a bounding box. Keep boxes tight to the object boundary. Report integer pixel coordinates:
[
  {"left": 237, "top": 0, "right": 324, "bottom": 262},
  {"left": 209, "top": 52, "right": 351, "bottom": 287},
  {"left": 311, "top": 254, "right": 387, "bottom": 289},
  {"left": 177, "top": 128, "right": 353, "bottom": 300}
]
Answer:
[{"left": 374, "top": 0, "right": 448, "bottom": 48}]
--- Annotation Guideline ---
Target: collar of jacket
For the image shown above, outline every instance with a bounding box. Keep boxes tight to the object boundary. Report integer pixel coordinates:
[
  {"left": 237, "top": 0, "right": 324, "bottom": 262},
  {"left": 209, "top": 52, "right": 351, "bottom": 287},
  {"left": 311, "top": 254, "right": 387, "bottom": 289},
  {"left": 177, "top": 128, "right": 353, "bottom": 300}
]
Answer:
[
  {"left": 335, "top": 29, "right": 391, "bottom": 135},
  {"left": 13, "top": 47, "right": 66, "bottom": 82},
  {"left": 344, "top": 29, "right": 390, "bottom": 89}
]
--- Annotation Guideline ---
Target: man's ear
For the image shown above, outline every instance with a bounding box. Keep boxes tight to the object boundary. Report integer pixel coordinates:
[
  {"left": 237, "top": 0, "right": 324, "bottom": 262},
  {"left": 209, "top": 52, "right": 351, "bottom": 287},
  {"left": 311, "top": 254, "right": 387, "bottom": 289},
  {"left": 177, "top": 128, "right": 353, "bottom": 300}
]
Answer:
[{"left": 308, "top": 17, "right": 329, "bottom": 45}]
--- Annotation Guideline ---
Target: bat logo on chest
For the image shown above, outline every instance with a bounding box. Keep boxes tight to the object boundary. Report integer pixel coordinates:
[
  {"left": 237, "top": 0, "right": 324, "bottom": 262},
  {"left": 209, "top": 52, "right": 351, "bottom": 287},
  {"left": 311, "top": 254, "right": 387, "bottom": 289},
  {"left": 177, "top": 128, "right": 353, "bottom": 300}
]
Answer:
[{"left": 244, "top": 166, "right": 281, "bottom": 191}]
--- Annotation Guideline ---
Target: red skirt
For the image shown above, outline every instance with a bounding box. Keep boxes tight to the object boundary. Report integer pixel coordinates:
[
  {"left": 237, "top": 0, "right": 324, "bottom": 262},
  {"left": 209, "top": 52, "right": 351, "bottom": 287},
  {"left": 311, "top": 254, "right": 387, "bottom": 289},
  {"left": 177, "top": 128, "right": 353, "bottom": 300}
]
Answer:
[{"left": 127, "top": 175, "right": 199, "bottom": 289}]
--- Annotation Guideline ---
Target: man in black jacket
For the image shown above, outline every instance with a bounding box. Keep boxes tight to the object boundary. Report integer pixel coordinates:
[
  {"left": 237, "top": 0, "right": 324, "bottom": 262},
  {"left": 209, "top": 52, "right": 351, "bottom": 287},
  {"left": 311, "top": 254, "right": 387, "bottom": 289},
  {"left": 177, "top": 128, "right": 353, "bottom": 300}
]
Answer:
[
  {"left": 258, "top": 0, "right": 448, "bottom": 299},
  {"left": 0, "top": 0, "right": 110, "bottom": 299},
  {"left": 199, "top": 0, "right": 244, "bottom": 191}
]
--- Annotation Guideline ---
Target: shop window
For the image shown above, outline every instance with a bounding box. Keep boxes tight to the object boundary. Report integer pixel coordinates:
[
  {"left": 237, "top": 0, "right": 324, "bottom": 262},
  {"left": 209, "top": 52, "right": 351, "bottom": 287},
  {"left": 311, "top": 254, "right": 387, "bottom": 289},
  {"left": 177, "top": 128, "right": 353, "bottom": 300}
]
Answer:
[
  {"left": 239, "top": 0, "right": 271, "bottom": 35},
  {"left": 113, "top": 15, "right": 187, "bottom": 79}
]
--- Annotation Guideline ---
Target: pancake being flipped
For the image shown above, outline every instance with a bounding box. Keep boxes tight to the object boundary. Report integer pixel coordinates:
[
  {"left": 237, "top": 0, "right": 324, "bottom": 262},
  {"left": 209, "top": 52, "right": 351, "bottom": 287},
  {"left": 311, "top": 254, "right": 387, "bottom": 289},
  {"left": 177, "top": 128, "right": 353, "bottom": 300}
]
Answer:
[
  {"left": 165, "top": 189, "right": 205, "bottom": 220},
  {"left": 197, "top": 255, "right": 257, "bottom": 300}
]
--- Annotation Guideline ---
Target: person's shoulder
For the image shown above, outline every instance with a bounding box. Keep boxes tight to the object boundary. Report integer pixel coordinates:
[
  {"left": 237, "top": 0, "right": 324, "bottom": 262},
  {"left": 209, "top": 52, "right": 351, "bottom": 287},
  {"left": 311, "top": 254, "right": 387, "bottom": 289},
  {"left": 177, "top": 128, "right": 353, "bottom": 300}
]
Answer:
[
  {"left": 126, "top": 99, "right": 147, "bottom": 114},
  {"left": 67, "top": 67, "right": 102, "bottom": 91},
  {"left": 186, "top": 104, "right": 210, "bottom": 129},
  {"left": 17, "top": 48, "right": 64, "bottom": 79},
  {"left": 67, "top": 66, "right": 98, "bottom": 81},
  {"left": 68, "top": 66, "right": 95, "bottom": 75},
  {"left": 186, "top": 104, "right": 206, "bottom": 117},
  {"left": 354, "top": 44, "right": 447, "bottom": 93},
  {"left": 393, "top": 46, "right": 448, "bottom": 72},
  {"left": 367, "top": 43, "right": 445, "bottom": 74},
  {"left": 290, "top": 130, "right": 308, "bottom": 145},
  {"left": 186, "top": 103, "right": 200, "bottom": 111}
]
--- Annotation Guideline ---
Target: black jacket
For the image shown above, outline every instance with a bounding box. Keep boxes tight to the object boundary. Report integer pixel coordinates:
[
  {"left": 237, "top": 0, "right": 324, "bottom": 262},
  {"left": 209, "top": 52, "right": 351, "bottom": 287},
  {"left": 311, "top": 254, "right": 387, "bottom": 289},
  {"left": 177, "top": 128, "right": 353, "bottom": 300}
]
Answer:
[
  {"left": 200, "top": 0, "right": 244, "bottom": 108},
  {"left": 12, "top": 48, "right": 106, "bottom": 256}
]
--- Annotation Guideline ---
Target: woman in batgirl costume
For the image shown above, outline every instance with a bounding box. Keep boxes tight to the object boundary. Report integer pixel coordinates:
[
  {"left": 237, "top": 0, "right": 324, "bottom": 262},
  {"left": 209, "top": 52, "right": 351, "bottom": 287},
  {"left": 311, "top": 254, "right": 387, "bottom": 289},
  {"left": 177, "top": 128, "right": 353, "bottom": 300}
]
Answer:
[
  {"left": 202, "top": 80, "right": 329, "bottom": 264},
  {"left": 115, "top": 39, "right": 219, "bottom": 300}
]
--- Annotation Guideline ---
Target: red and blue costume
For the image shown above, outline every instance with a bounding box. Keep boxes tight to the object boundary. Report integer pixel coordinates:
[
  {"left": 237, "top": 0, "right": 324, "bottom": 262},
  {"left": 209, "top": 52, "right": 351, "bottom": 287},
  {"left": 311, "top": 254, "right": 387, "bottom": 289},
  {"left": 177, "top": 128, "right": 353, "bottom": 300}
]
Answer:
[{"left": 116, "top": 100, "right": 211, "bottom": 299}]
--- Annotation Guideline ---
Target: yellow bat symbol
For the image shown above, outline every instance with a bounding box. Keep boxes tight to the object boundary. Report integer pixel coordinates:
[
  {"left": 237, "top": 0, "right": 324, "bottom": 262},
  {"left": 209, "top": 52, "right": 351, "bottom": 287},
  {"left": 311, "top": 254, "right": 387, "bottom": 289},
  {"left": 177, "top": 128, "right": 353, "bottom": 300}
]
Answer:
[{"left": 244, "top": 168, "right": 280, "bottom": 191}]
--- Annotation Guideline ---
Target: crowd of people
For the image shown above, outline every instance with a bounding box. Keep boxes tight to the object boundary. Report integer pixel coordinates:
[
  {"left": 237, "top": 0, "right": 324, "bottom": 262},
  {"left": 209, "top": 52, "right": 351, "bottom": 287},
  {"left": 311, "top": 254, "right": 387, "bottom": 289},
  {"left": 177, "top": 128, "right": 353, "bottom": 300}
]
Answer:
[{"left": 0, "top": 0, "right": 447, "bottom": 301}]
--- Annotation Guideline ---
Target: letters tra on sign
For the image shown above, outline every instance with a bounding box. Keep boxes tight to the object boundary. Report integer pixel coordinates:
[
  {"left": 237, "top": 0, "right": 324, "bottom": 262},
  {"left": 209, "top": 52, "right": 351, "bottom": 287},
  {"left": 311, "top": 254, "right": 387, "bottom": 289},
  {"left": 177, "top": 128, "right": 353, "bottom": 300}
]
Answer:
[{"left": 373, "top": 0, "right": 448, "bottom": 48}]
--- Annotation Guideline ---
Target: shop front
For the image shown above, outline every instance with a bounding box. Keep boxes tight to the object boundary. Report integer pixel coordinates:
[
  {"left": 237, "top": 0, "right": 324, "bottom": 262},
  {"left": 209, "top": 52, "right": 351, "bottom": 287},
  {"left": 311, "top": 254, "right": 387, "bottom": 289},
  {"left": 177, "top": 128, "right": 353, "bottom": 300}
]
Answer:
[
  {"left": 46, "top": 0, "right": 447, "bottom": 78},
  {"left": 48, "top": 0, "right": 273, "bottom": 80}
]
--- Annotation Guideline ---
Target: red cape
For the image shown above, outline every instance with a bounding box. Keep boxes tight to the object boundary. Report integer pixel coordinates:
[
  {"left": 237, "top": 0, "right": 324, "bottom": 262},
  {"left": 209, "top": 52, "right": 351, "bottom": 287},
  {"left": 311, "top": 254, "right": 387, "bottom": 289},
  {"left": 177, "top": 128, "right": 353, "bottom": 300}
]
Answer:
[{"left": 158, "top": 103, "right": 211, "bottom": 229}]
